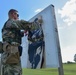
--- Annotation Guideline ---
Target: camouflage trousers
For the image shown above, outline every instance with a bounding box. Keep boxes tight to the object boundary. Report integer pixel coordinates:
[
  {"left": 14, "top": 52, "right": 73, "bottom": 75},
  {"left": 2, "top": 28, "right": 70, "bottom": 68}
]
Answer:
[{"left": 2, "top": 62, "right": 22, "bottom": 75}]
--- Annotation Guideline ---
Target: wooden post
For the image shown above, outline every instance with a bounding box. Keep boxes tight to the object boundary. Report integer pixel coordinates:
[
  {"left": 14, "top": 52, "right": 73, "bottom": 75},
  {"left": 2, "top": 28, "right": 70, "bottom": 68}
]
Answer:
[
  {"left": 51, "top": 4, "right": 64, "bottom": 75},
  {"left": 58, "top": 46, "right": 64, "bottom": 75}
]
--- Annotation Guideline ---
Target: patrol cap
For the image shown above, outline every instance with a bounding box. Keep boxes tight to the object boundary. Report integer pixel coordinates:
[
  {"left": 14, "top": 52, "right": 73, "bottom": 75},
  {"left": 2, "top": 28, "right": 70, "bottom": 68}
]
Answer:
[{"left": 8, "top": 9, "right": 18, "bottom": 15}]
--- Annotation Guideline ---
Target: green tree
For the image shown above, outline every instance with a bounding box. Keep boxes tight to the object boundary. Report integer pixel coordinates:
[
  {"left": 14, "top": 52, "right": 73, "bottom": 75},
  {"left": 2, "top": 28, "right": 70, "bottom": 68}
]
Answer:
[{"left": 74, "top": 54, "right": 76, "bottom": 62}]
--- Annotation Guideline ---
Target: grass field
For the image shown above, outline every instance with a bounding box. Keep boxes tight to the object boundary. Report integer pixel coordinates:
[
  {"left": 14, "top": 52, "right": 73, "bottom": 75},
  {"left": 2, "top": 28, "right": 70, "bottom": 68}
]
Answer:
[{"left": 22, "top": 63, "right": 76, "bottom": 75}]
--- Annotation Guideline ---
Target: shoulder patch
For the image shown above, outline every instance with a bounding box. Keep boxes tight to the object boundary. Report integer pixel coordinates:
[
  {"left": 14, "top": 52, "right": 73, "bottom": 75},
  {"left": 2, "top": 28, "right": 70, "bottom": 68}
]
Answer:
[{"left": 5, "top": 20, "right": 12, "bottom": 28}]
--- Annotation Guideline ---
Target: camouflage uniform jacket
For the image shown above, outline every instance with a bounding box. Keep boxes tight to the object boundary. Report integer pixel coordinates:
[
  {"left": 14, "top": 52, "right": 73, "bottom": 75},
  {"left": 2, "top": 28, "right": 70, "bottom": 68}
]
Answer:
[{"left": 2, "top": 19, "right": 34, "bottom": 45}]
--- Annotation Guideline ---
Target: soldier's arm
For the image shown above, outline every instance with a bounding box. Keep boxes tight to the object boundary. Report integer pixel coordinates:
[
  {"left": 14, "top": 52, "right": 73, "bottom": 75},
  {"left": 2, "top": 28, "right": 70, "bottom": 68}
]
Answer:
[
  {"left": 14, "top": 17, "right": 43, "bottom": 30},
  {"left": 14, "top": 20, "right": 32, "bottom": 30}
]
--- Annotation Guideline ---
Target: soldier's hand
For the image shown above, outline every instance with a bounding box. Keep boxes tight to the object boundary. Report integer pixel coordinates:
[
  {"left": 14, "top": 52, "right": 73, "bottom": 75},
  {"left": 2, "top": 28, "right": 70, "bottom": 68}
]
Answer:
[{"left": 38, "top": 16, "right": 43, "bottom": 24}]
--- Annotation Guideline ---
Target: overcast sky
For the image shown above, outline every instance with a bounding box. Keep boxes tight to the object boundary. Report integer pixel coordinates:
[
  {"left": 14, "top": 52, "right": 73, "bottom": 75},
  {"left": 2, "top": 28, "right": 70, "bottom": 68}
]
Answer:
[{"left": 0, "top": 0, "right": 76, "bottom": 62}]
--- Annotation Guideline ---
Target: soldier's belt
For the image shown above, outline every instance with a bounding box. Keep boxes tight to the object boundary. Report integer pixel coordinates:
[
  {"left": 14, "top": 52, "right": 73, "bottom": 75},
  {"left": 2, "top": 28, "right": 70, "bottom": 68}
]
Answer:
[
  {"left": 11, "top": 42, "right": 20, "bottom": 46},
  {"left": 29, "top": 37, "right": 43, "bottom": 43},
  {"left": 28, "top": 39, "right": 40, "bottom": 42},
  {"left": 34, "top": 38, "right": 42, "bottom": 42}
]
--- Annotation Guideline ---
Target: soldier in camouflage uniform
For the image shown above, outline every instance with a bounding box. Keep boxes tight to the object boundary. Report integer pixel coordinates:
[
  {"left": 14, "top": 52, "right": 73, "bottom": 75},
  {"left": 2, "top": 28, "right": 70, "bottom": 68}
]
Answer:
[{"left": 1, "top": 9, "right": 43, "bottom": 75}]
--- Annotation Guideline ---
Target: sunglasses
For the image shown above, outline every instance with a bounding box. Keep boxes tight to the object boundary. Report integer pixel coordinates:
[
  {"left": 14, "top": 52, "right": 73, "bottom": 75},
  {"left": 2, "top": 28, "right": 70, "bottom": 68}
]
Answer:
[
  {"left": 17, "top": 14, "right": 19, "bottom": 17},
  {"left": 14, "top": 12, "right": 19, "bottom": 17}
]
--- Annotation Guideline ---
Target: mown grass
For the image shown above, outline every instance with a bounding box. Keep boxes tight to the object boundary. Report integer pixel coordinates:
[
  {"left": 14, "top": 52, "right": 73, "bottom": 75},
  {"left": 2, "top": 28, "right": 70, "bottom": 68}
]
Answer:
[
  {"left": 22, "top": 63, "right": 76, "bottom": 75},
  {"left": 63, "top": 63, "right": 76, "bottom": 75}
]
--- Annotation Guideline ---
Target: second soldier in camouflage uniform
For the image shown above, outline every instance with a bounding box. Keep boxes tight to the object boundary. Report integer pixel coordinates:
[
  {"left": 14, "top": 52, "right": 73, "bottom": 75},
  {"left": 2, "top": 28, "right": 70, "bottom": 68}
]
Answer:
[{"left": 1, "top": 9, "right": 43, "bottom": 75}]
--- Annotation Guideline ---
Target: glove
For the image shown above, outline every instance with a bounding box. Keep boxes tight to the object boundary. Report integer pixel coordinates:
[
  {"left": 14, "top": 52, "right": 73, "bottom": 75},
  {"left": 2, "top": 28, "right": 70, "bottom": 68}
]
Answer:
[
  {"left": 34, "top": 16, "right": 43, "bottom": 24},
  {"left": 38, "top": 16, "right": 43, "bottom": 24}
]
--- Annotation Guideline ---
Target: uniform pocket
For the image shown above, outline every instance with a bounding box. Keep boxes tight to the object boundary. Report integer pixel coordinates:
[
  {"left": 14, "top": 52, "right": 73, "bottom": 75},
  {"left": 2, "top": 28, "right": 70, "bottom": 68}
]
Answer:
[{"left": 2, "top": 43, "right": 20, "bottom": 64}]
